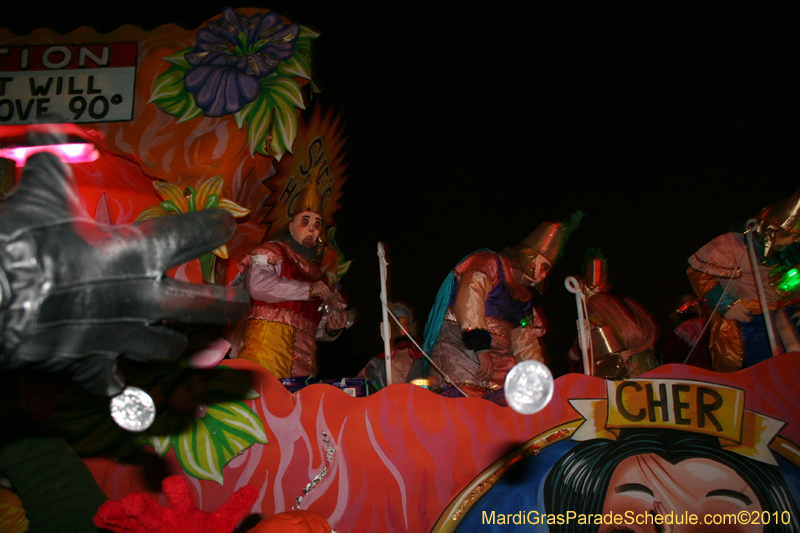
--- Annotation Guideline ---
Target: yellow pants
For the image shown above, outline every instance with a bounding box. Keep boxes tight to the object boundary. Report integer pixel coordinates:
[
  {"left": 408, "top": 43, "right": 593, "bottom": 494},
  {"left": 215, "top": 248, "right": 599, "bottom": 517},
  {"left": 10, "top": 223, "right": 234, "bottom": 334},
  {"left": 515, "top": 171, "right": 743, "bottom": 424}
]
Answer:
[
  {"left": 238, "top": 320, "right": 297, "bottom": 379},
  {"left": 238, "top": 319, "right": 318, "bottom": 378}
]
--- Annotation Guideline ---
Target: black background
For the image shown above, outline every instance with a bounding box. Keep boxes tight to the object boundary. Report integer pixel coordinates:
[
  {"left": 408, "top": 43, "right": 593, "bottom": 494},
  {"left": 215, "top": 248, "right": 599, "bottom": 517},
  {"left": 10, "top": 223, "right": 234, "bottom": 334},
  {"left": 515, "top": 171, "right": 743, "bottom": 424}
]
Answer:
[{"left": 4, "top": 2, "right": 799, "bottom": 378}]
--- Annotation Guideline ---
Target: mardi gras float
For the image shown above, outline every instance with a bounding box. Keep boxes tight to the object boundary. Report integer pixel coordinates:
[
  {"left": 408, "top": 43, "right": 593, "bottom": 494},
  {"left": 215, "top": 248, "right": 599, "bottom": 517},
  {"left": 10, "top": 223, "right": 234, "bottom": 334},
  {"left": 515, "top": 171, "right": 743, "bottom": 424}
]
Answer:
[
  {"left": 0, "top": 6, "right": 348, "bottom": 286},
  {"left": 2, "top": 7, "right": 800, "bottom": 533}
]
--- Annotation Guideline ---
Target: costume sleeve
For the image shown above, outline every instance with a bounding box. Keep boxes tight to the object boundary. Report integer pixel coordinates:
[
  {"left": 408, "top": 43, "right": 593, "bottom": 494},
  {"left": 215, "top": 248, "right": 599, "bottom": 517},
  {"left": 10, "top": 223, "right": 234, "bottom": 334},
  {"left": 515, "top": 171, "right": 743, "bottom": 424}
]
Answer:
[
  {"left": 687, "top": 266, "right": 737, "bottom": 312},
  {"left": 245, "top": 256, "right": 311, "bottom": 302},
  {"left": 704, "top": 284, "right": 738, "bottom": 313},
  {"left": 511, "top": 326, "right": 545, "bottom": 363},
  {"left": 453, "top": 269, "right": 491, "bottom": 330},
  {"left": 687, "top": 232, "right": 746, "bottom": 278}
]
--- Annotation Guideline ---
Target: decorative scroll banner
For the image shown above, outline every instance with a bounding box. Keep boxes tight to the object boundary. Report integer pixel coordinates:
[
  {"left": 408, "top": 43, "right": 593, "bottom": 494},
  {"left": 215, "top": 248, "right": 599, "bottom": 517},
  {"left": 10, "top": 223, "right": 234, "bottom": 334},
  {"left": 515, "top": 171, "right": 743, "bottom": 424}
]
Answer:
[{"left": 570, "top": 379, "right": 785, "bottom": 465}]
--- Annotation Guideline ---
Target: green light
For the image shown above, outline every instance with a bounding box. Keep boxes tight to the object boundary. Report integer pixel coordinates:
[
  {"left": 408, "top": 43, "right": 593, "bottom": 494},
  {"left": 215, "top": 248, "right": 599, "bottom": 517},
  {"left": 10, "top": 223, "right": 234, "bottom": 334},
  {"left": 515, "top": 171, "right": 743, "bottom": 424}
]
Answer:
[
  {"left": 777, "top": 268, "right": 800, "bottom": 294},
  {"left": 520, "top": 315, "right": 532, "bottom": 327}
]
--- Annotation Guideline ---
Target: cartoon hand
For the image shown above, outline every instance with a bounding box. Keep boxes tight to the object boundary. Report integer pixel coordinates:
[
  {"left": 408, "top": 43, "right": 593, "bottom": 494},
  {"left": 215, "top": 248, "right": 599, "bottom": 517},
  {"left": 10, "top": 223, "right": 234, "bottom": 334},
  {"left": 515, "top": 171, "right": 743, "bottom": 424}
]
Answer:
[{"left": 653, "top": 500, "right": 673, "bottom": 533}]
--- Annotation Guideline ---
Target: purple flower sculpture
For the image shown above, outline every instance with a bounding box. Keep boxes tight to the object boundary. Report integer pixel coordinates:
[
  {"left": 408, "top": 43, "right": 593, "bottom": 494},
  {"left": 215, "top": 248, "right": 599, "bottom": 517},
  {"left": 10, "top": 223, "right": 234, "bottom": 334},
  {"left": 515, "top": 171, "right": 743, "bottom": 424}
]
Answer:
[{"left": 184, "top": 6, "right": 300, "bottom": 116}]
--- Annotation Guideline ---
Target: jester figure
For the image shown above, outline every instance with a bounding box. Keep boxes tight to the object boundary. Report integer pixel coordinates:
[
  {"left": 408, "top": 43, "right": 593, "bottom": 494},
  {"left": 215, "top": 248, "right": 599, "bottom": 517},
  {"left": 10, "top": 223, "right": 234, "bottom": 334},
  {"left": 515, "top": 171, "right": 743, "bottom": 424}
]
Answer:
[
  {"left": 230, "top": 172, "right": 350, "bottom": 378},
  {"left": 687, "top": 187, "right": 800, "bottom": 372},
  {"left": 423, "top": 213, "right": 582, "bottom": 393}
]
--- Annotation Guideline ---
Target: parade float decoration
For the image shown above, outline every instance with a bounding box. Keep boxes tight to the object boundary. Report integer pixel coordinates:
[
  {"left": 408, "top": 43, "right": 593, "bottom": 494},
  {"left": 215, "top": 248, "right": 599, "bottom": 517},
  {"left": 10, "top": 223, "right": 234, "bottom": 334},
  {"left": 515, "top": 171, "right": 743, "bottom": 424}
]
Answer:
[
  {"left": 0, "top": 5, "right": 348, "bottom": 286},
  {"left": 135, "top": 175, "right": 250, "bottom": 283},
  {"left": 2, "top": 7, "right": 800, "bottom": 533},
  {"left": 79, "top": 355, "right": 800, "bottom": 533}
]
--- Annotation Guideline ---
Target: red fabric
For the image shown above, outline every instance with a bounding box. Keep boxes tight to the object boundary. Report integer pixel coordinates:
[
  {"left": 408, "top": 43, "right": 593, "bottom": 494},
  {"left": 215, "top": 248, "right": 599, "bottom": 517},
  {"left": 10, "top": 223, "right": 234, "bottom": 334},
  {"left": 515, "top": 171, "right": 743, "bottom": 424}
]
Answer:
[
  {"left": 94, "top": 475, "right": 258, "bottom": 533},
  {"left": 253, "top": 251, "right": 321, "bottom": 323},
  {"left": 246, "top": 241, "right": 325, "bottom": 325},
  {"left": 373, "top": 339, "right": 425, "bottom": 360},
  {"left": 245, "top": 510, "right": 332, "bottom": 533},
  {"left": 252, "top": 298, "right": 322, "bottom": 326},
  {"left": 587, "top": 292, "right": 657, "bottom": 354},
  {"left": 85, "top": 355, "right": 800, "bottom": 532}
]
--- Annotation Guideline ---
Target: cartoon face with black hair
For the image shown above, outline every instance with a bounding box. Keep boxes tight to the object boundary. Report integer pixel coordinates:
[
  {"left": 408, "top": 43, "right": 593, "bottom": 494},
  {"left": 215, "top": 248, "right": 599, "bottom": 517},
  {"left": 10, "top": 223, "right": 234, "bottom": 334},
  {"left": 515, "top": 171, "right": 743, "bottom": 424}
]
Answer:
[{"left": 544, "top": 429, "right": 800, "bottom": 533}]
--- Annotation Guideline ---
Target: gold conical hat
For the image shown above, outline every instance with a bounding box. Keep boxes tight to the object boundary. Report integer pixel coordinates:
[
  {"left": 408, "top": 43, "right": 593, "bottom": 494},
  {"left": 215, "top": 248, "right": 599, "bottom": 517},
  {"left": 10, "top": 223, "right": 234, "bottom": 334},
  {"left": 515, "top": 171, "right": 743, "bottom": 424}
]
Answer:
[
  {"left": 501, "top": 212, "right": 583, "bottom": 277},
  {"left": 582, "top": 255, "right": 610, "bottom": 298},
  {"left": 295, "top": 166, "right": 323, "bottom": 216},
  {"left": 585, "top": 256, "right": 608, "bottom": 287},
  {"left": 757, "top": 187, "right": 800, "bottom": 257},
  {"left": 521, "top": 222, "right": 563, "bottom": 264}
]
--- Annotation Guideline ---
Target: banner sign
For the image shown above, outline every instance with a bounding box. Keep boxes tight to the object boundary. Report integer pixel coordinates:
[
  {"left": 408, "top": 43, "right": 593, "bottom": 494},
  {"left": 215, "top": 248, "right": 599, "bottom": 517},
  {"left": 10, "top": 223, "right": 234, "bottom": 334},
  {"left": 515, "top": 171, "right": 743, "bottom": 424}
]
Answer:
[{"left": 0, "top": 43, "right": 136, "bottom": 124}]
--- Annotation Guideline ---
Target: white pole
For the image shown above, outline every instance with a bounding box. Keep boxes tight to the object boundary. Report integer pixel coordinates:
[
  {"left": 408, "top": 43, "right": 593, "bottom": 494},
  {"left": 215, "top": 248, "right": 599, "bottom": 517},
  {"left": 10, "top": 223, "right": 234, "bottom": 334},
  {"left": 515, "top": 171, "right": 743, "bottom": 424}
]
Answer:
[
  {"left": 745, "top": 219, "right": 779, "bottom": 357},
  {"left": 383, "top": 308, "right": 469, "bottom": 397},
  {"left": 377, "top": 242, "right": 393, "bottom": 385},
  {"left": 565, "top": 276, "right": 592, "bottom": 375}
]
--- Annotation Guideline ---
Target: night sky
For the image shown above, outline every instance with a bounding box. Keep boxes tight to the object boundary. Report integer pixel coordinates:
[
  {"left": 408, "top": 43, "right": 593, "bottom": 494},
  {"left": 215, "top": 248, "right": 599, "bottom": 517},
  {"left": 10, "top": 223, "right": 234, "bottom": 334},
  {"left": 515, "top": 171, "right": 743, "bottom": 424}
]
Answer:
[{"left": 4, "top": 3, "right": 799, "bottom": 378}]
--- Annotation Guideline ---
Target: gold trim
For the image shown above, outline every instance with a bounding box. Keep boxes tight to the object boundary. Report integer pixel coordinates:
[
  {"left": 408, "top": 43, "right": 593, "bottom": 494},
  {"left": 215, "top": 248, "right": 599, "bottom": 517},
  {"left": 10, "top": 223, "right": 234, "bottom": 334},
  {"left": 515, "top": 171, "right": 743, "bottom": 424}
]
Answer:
[
  {"left": 428, "top": 410, "right": 800, "bottom": 532},
  {"left": 430, "top": 421, "right": 580, "bottom": 533},
  {"left": 770, "top": 436, "right": 800, "bottom": 469}
]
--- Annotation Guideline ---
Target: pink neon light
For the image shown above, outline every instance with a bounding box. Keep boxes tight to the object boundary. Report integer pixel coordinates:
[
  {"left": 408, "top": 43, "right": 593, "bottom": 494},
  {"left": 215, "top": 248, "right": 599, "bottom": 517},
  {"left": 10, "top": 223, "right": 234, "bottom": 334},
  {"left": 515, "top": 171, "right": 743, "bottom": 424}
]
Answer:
[{"left": 0, "top": 143, "right": 100, "bottom": 165}]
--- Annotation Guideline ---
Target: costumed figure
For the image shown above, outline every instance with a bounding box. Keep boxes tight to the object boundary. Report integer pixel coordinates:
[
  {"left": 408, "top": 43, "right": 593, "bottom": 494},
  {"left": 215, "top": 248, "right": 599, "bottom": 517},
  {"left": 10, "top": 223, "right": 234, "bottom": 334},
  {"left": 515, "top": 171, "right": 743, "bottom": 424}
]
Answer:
[
  {"left": 657, "top": 294, "right": 712, "bottom": 369},
  {"left": 687, "top": 188, "right": 800, "bottom": 372},
  {"left": 423, "top": 212, "right": 582, "bottom": 394},
  {"left": 358, "top": 301, "right": 425, "bottom": 390},
  {"left": 230, "top": 169, "right": 350, "bottom": 378},
  {"left": 567, "top": 253, "right": 659, "bottom": 378}
]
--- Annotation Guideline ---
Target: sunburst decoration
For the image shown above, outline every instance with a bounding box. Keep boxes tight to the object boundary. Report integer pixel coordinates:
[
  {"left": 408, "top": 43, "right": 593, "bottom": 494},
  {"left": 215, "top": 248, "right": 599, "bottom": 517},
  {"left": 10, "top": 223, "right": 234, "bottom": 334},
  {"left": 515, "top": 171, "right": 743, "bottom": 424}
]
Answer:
[{"left": 259, "top": 103, "right": 348, "bottom": 239}]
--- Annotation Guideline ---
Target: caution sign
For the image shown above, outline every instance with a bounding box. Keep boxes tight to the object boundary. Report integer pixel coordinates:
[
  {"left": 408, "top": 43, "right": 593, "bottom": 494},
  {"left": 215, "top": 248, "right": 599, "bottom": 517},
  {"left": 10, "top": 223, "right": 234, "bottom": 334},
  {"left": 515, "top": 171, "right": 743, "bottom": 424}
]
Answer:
[{"left": 0, "top": 43, "right": 136, "bottom": 124}]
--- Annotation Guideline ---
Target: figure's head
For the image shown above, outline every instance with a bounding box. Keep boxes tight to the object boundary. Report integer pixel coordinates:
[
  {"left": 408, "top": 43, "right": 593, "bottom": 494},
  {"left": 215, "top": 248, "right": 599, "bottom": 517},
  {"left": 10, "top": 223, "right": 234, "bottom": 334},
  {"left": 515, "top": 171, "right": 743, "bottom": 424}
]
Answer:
[
  {"left": 288, "top": 166, "right": 325, "bottom": 249},
  {"left": 288, "top": 211, "right": 322, "bottom": 249},
  {"left": 544, "top": 429, "right": 800, "bottom": 533},
  {"left": 756, "top": 187, "right": 800, "bottom": 257},
  {"left": 603, "top": 453, "right": 762, "bottom": 532},
  {"left": 510, "top": 256, "right": 552, "bottom": 288},
  {"left": 501, "top": 211, "right": 583, "bottom": 288},
  {"left": 388, "top": 301, "right": 417, "bottom": 338}
]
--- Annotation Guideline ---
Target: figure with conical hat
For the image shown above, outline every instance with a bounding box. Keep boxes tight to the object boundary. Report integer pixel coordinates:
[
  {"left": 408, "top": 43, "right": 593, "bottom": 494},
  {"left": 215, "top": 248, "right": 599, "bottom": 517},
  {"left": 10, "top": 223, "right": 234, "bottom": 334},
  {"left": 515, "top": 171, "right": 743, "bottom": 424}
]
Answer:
[
  {"left": 687, "top": 187, "right": 800, "bottom": 372},
  {"left": 566, "top": 252, "right": 659, "bottom": 379},
  {"left": 422, "top": 212, "right": 582, "bottom": 394},
  {"left": 230, "top": 168, "right": 350, "bottom": 378}
]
